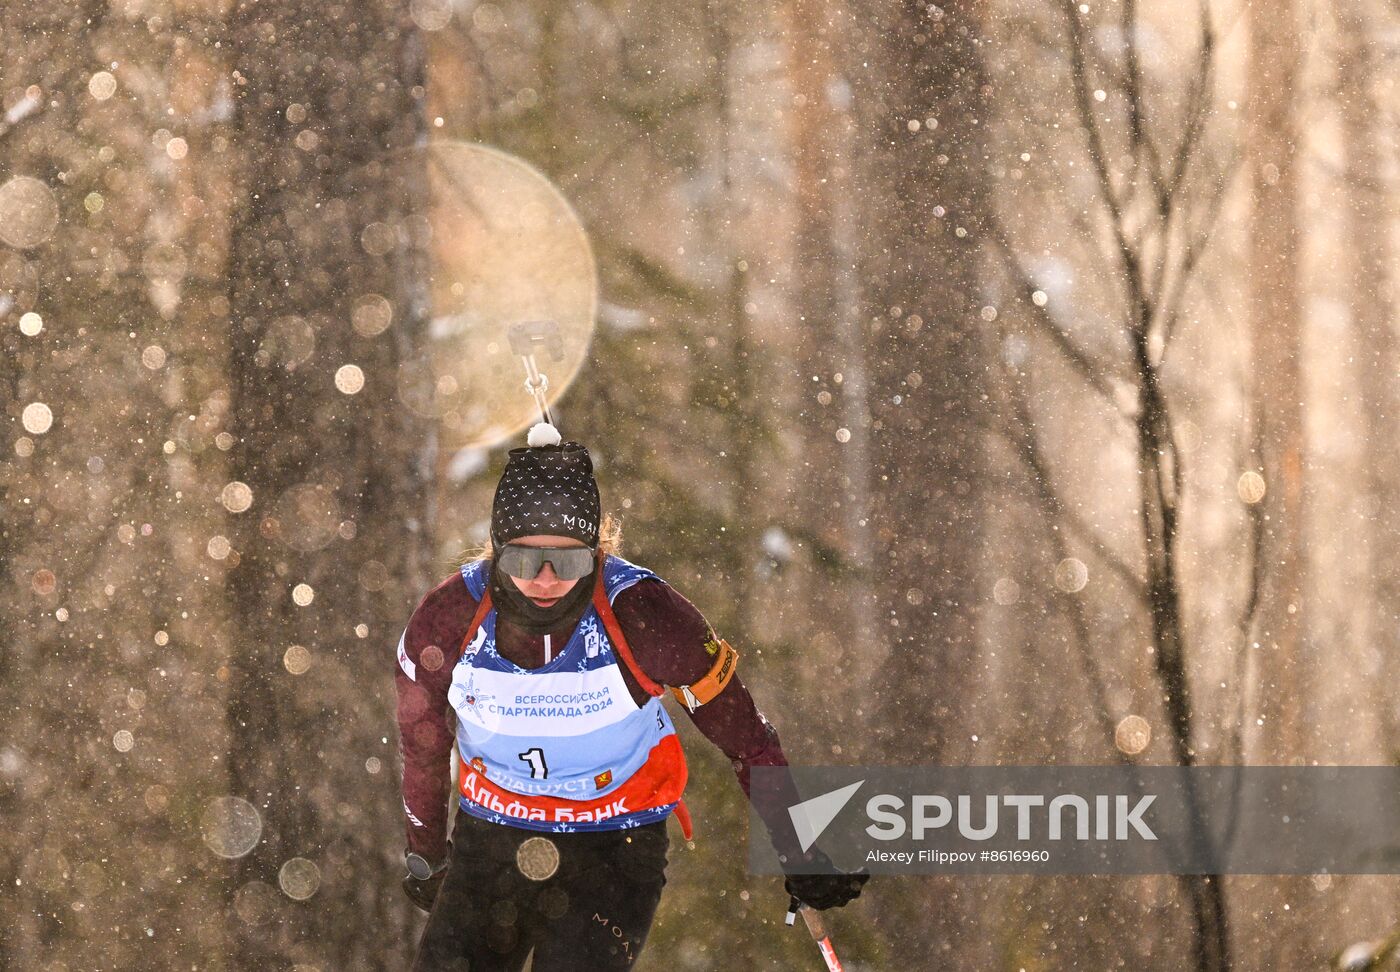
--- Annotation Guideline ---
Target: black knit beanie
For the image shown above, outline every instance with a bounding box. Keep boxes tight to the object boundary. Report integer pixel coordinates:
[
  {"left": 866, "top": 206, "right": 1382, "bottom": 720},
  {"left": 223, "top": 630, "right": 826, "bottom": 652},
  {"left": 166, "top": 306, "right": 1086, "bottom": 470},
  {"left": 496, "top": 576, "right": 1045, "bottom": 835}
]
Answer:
[{"left": 490, "top": 439, "right": 601, "bottom": 549}]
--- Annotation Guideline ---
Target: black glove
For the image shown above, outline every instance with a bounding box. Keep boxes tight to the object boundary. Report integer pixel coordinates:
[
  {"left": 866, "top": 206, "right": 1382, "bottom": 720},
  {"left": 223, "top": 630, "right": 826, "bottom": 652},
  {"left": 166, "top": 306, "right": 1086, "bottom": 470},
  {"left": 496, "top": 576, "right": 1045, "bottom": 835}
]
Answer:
[
  {"left": 784, "top": 849, "right": 869, "bottom": 911},
  {"left": 402, "top": 870, "right": 446, "bottom": 913}
]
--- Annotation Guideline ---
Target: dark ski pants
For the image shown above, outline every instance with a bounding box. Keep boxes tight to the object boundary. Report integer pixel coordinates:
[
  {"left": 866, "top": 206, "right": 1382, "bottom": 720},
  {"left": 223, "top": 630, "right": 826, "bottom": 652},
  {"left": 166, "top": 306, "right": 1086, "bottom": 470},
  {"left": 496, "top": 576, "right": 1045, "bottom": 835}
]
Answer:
[{"left": 412, "top": 810, "right": 669, "bottom": 972}]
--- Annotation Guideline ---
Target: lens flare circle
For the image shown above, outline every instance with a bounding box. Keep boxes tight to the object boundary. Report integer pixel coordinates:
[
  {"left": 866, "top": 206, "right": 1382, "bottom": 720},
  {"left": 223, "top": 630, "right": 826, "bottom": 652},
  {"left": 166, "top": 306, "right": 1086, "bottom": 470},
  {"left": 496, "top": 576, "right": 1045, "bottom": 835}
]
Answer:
[{"left": 414, "top": 142, "right": 597, "bottom": 450}]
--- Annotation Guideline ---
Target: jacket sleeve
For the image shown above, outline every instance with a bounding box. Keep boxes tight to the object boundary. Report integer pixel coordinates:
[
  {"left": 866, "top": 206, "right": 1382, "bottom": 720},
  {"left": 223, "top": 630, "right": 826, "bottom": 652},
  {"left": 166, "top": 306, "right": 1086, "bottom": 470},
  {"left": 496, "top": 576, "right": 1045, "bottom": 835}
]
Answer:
[
  {"left": 611, "top": 580, "right": 807, "bottom": 863},
  {"left": 394, "top": 573, "right": 477, "bottom": 862}
]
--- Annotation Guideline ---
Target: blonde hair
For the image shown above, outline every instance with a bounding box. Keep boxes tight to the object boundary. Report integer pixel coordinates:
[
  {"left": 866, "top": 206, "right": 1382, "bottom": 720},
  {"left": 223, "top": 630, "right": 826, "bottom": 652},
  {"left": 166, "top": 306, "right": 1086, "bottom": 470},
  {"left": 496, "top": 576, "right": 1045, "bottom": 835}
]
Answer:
[{"left": 456, "top": 512, "right": 624, "bottom": 566}]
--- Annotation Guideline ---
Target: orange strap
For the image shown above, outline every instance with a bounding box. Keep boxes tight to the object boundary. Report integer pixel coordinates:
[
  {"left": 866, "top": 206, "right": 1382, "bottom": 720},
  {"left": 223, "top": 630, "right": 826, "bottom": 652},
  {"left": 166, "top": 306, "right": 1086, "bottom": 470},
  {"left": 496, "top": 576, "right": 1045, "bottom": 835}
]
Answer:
[
  {"left": 592, "top": 560, "right": 739, "bottom": 712},
  {"left": 457, "top": 586, "right": 494, "bottom": 659},
  {"left": 669, "top": 638, "right": 739, "bottom": 712},
  {"left": 451, "top": 588, "right": 493, "bottom": 799},
  {"left": 592, "top": 565, "right": 666, "bottom": 698}
]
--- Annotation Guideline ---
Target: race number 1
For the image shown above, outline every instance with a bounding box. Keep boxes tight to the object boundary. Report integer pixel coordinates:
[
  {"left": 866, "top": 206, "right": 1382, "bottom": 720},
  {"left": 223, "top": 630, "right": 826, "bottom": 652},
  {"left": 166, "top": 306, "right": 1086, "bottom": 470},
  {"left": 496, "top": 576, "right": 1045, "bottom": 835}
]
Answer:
[{"left": 519, "top": 747, "right": 549, "bottom": 779}]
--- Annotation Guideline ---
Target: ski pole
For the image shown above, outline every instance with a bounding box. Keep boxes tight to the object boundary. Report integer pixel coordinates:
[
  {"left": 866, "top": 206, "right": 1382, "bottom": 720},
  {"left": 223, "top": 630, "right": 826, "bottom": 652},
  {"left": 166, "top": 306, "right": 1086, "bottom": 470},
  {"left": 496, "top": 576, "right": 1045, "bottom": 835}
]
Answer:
[{"left": 786, "top": 896, "right": 844, "bottom": 972}]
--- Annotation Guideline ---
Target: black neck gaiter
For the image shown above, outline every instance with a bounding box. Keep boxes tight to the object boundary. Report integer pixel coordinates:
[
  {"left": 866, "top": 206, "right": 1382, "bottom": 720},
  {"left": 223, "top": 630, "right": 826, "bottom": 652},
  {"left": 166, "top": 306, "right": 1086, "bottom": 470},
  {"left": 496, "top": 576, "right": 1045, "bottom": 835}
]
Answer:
[{"left": 488, "top": 560, "right": 594, "bottom": 636}]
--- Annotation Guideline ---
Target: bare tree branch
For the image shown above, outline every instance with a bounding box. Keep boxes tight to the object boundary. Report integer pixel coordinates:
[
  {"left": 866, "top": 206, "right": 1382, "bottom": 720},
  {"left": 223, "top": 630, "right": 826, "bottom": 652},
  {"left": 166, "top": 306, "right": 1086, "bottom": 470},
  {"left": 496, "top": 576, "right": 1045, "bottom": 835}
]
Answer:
[
  {"left": 1158, "top": 155, "right": 1238, "bottom": 357},
  {"left": 1061, "top": 0, "right": 1152, "bottom": 340},
  {"left": 1165, "top": 2, "right": 1216, "bottom": 200},
  {"left": 988, "top": 343, "right": 1139, "bottom": 768},
  {"left": 985, "top": 209, "right": 1130, "bottom": 408},
  {"left": 1121, "top": 0, "right": 1171, "bottom": 213},
  {"left": 979, "top": 406, "right": 1149, "bottom": 603}
]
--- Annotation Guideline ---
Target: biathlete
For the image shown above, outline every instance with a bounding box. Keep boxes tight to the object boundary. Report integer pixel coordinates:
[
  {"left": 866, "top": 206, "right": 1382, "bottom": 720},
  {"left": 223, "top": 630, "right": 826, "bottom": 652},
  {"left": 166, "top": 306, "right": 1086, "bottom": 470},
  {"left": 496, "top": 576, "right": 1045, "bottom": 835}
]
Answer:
[{"left": 394, "top": 427, "right": 866, "bottom": 970}]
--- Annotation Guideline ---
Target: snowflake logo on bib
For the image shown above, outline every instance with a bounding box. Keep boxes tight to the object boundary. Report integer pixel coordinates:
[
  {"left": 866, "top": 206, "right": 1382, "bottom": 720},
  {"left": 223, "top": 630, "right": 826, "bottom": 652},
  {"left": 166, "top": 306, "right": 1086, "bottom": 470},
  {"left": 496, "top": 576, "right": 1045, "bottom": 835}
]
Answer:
[{"left": 579, "top": 614, "right": 604, "bottom": 659}]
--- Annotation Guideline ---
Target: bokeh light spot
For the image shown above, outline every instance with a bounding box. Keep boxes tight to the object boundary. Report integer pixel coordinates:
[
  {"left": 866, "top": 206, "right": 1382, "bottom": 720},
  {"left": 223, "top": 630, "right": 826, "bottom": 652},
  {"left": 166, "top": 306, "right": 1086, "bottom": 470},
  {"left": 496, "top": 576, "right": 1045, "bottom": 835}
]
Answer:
[
  {"left": 233, "top": 880, "right": 279, "bottom": 924},
  {"left": 1053, "top": 557, "right": 1089, "bottom": 593},
  {"left": 31, "top": 569, "right": 56, "bottom": 596},
  {"left": 1238, "top": 470, "right": 1266, "bottom": 505},
  {"left": 221, "top": 481, "right": 254, "bottom": 513},
  {"left": 144, "top": 784, "right": 170, "bottom": 813},
  {"left": 22, "top": 402, "right": 53, "bottom": 435},
  {"left": 516, "top": 836, "right": 560, "bottom": 881},
  {"left": 992, "top": 577, "right": 1021, "bottom": 605},
  {"left": 1115, "top": 715, "right": 1152, "bottom": 755},
  {"left": 278, "top": 858, "right": 321, "bottom": 901},
  {"left": 358, "top": 559, "right": 389, "bottom": 591},
  {"left": 351, "top": 294, "right": 393, "bottom": 336},
  {"left": 359, "top": 221, "right": 395, "bottom": 256},
  {"left": 410, "top": 0, "right": 453, "bottom": 30},
  {"left": 201, "top": 797, "right": 263, "bottom": 859},
  {"left": 283, "top": 645, "right": 312, "bottom": 675},
  {"left": 0, "top": 176, "right": 59, "bottom": 248},
  {"left": 88, "top": 71, "right": 117, "bottom": 100},
  {"left": 274, "top": 484, "right": 341, "bottom": 552},
  {"left": 335, "top": 364, "right": 365, "bottom": 395}
]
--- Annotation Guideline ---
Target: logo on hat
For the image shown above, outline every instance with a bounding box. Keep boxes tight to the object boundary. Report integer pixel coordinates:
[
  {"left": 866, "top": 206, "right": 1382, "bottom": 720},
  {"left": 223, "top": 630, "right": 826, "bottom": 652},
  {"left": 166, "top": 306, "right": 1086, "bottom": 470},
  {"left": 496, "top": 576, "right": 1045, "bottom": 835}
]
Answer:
[{"left": 561, "top": 513, "right": 596, "bottom": 534}]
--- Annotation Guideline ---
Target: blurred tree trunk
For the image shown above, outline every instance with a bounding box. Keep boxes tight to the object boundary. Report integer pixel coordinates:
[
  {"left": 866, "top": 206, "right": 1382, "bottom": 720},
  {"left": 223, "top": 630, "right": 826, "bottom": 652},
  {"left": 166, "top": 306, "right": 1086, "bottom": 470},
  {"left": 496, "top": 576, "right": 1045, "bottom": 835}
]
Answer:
[
  {"left": 851, "top": 0, "right": 992, "bottom": 960},
  {"left": 1, "top": 3, "right": 242, "bottom": 967},
  {"left": 1337, "top": 0, "right": 1399, "bottom": 763},
  {"left": 708, "top": 3, "right": 758, "bottom": 631},
  {"left": 1244, "top": 0, "right": 1311, "bottom": 967},
  {"left": 782, "top": 0, "right": 878, "bottom": 716},
  {"left": 1245, "top": 0, "right": 1307, "bottom": 764},
  {"left": 693, "top": 0, "right": 777, "bottom": 640},
  {"left": 855, "top": 0, "right": 989, "bottom": 770},
  {"left": 224, "top": 2, "right": 431, "bottom": 966}
]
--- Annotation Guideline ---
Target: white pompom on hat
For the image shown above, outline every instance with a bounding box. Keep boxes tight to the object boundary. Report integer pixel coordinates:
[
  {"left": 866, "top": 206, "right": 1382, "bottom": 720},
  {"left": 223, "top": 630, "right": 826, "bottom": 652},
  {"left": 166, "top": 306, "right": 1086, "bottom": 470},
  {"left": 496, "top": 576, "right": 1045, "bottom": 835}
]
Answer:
[{"left": 526, "top": 422, "right": 563, "bottom": 447}]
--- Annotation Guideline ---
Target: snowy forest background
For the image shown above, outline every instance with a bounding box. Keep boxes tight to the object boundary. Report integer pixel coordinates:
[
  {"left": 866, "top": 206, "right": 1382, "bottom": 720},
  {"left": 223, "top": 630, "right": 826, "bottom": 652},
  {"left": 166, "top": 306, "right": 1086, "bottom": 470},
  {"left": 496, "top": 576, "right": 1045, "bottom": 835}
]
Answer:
[{"left": 2, "top": 0, "right": 1398, "bottom": 969}]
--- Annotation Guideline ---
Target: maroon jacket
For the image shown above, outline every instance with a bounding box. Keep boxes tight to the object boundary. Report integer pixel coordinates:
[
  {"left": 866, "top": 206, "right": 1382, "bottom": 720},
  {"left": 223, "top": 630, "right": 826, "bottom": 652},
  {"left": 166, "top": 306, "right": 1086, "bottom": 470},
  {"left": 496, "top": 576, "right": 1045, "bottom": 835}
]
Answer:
[{"left": 395, "top": 569, "right": 803, "bottom": 863}]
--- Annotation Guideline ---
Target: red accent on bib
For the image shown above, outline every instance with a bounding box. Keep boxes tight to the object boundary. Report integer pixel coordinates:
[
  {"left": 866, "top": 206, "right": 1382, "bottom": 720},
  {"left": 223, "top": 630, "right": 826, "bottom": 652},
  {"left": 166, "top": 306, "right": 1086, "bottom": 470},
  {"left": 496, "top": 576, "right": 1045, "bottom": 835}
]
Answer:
[{"left": 459, "top": 733, "right": 688, "bottom": 823}]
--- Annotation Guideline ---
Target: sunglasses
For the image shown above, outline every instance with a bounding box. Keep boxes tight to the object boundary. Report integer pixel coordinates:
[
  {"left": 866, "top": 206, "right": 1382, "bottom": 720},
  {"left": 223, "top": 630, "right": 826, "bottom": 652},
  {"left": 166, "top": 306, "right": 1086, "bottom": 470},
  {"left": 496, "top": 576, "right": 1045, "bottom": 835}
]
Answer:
[{"left": 496, "top": 544, "right": 597, "bottom": 581}]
